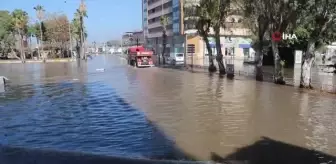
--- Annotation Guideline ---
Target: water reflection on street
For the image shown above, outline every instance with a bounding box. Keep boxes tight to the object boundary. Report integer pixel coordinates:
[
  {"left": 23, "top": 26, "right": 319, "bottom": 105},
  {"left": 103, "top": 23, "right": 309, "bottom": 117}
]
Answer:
[{"left": 0, "top": 55, "right": 335, "bottom": 160}]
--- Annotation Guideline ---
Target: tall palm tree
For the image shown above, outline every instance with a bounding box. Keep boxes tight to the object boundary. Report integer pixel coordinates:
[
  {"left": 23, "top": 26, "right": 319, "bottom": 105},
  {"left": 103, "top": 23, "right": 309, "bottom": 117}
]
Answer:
[
  {"left": 27, "top": 24, "right": 36, "bottom": 55},
  {"left": 78, "top": 0, "right": 87, "bottom": 60},
  {"left": 160, "top": 15, "right": 169, "bottom": 65},
  {"left": 73, "top": 7, "right": 87, "bottom": 60},
  {"left": 11, "top": 9, "right": 28, "bottom": 62},
  {"left": 72, "top": 13, "right": 87, "bottom": 59},
  {"left": 34, "top": 5, "right": 45, "bottom": 60}
]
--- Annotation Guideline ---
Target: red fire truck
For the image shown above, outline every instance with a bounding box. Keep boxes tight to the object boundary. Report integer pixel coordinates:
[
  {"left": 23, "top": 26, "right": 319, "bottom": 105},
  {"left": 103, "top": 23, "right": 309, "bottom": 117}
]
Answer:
[{"left": 127, "top": 46, "right": 154, "bottom": 68}]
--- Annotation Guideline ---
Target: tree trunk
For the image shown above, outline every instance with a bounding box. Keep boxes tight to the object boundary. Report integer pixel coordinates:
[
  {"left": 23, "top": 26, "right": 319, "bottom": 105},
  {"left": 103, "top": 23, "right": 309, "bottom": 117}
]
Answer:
[
  {"left": 162, "top": 32, "right": 167, "bottom": 65},
  {"left": 300, "top": 41, "right": 315, "bottom": 88},
  {"left": 76, "top": 40, "right": 80, "bottom": 59},
  {"left": 255, "top": 48, "right": 264, "bottom": 81},
  {"left": 10, "top": 47, "right": 21, "bottom": 60},
  {"left": 39, "top": 22, "right": 44, "bottom": 60},
  {"left": 214, "top": 26, "right": 226, "bottom": 75},
  {"left": 36, "top": 38, "right": 40, "bottom": 60},
  {"left": 271, "top": 41, "right": 285, "bottom": 84},
  {"left": 255, "top": 38, "right": 264, "bottom": 81},
  {"left": 203, "top": 34, "right": 216, "bottom": 72},
  {"left": 29, "top": 36, "right": 32, "bottom": 56},
  {"left": 18, "top": 31, "right": 25, "bottom": 63},
  {"left": 80, "top": 15, "right": 85, "bottom": 60}
]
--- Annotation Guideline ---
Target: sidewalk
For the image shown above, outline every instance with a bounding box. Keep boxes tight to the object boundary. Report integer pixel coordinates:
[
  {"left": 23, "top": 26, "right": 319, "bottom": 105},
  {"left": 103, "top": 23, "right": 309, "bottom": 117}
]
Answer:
[
  {"left": 0, "top": 58, "right": 74, "bottom": 64},
  {"left": 156, "top": 63, "right": 336, "bottom": 94}
]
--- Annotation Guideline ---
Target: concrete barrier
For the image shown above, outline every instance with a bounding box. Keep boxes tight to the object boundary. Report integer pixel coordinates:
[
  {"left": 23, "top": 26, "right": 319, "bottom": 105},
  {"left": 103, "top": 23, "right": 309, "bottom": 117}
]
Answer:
[{"left": 0, "top": 146, "right": 221, "bottom": 164}]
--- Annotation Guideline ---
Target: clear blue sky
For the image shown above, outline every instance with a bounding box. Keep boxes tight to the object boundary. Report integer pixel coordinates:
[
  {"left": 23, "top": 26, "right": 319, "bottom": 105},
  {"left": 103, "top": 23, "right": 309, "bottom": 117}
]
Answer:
[{"left": 1, "top": 0, "right": 142, "bottom": 43}]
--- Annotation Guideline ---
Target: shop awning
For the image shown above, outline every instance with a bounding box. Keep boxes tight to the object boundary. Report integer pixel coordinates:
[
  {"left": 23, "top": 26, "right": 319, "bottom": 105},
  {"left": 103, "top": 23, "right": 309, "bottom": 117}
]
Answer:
[
  {"left": 210, "top": 44, "right": 223, "bottom": 48},
  {"left": 239, "top": 44, "right": 251, "bottom": 48}
]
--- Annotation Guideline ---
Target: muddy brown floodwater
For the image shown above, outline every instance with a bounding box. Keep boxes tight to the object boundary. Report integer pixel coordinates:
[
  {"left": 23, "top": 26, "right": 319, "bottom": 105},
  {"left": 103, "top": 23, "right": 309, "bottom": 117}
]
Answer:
[{"left": 0, "top": 55, "right": 336, "bottom": 162}]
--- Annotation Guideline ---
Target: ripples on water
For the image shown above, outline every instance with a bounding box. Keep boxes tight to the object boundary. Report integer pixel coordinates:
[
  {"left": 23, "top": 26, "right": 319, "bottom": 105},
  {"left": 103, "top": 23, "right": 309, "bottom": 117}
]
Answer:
[
  {"left": 0, "top": 81, "right": 185, "bottom": 159},
  {"left": 1, "top": 55, "right": 336, "bottom": 162}
]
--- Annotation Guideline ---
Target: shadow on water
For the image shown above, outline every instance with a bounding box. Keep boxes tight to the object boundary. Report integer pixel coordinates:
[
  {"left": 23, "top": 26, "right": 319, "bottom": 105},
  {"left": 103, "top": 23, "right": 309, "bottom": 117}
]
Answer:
[
  {"left": 210, "top": 137, "right": 336, "bottom": 164},
  {"left": 0, "top": 81, "right": 202, "bottom": 164}
]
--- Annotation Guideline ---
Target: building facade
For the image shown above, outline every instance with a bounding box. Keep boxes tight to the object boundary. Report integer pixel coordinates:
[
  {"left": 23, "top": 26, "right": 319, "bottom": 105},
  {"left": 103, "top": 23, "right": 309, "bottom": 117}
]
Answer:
[
  {"left": 122, "top": 31, "right": 144, "bottom": 47},
  {"left": 142, "top": 0, "right": 253, "bottom": 64},
  {"left": 142, "top": 0, "right": 184, "bottom": 56}
]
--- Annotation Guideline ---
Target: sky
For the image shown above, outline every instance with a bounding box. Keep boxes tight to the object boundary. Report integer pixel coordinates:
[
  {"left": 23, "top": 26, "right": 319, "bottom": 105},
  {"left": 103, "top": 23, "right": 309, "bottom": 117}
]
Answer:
[{"left": 1, "top": 0, "right": 142, "bottom": 43}]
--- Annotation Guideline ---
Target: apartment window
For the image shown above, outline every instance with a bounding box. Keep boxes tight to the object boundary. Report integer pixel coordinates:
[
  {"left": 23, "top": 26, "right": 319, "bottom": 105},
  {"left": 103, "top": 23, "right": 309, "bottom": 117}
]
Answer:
[
  {"left": 173, "top": 0, "right": 179, "bottom": 8},
  {"left": 173, "top": 23, "right": 179, "bottom": 33},
  {"left": 173, "top": 11, "right": 180, "bottom": 21}
]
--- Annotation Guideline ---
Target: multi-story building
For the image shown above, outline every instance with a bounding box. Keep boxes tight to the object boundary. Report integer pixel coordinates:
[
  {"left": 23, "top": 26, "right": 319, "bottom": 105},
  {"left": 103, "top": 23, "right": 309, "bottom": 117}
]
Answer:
[
  {"left": 142, "top": 0, "right": 253, "bottom": 65},
  {"left": 122, "top": 31, "right": 144, "bottom": 47},
  {"left": 142, "top": 0, "right": 184, "bottom": 56}
]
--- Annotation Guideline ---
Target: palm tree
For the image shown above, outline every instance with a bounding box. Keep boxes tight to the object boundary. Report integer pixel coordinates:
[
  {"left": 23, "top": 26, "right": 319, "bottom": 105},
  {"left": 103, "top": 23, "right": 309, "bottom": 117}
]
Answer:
[
  {"left": 160, "top": 15, "right": 169, "bottom": 65},
  {"left": 78, "top": 0, "right": 87, "bottom": 60},
  {"left": 11, "top": 9, "right": 28, "bottom": 62},
  {"left": 34, "top": 5, "right": 45, "bottom": 60},
  {"left": 27, "top": 24, "right": 36, "bottom": 55},
  {"left": 73, "top": 7, "right": 87, "bottom": 60}
]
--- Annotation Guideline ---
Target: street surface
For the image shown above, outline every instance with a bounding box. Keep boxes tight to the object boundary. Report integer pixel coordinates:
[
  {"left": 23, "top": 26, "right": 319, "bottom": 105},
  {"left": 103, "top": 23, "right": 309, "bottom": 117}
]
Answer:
[{"left": 0, "top": 55, "right": 336, "bottom": 162}]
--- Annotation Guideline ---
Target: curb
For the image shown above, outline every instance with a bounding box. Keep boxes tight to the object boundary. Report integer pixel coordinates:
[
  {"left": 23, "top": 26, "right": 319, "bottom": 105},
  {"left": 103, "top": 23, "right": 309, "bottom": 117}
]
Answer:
[{"left": 0, "top": 59, "right": 74, "bottom": 64}]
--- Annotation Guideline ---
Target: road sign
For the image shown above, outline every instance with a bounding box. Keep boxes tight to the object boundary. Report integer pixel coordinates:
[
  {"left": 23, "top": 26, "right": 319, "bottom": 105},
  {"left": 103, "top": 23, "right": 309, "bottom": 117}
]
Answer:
[{"left": 187, "top": 44, "right": 195, "bottom": 53}]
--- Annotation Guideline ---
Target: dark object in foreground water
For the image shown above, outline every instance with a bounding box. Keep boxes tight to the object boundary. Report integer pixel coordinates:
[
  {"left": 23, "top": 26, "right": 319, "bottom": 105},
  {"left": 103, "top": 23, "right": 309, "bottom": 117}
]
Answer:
[{"left": 0, "top": 145, "right": 219, "bottom": 164}]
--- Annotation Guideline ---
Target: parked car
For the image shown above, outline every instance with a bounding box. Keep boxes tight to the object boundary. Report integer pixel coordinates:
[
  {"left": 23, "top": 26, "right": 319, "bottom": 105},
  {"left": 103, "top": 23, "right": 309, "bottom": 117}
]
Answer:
[{"left": 167, "top": 53, "right": 184, "bottom": 65}]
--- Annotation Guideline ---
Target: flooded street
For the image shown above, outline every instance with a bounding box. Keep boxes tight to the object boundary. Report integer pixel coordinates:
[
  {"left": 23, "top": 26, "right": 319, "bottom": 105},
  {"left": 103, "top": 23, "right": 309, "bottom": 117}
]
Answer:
[{"left": 0, "top": 55, "right": 336, "bottom": 161}]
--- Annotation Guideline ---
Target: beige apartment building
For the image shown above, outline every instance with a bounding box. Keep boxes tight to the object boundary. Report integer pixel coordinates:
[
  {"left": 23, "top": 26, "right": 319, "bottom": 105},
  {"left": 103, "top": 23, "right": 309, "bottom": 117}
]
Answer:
[{"left": 142, "top": 0, "right": 252, "bottom": 66}]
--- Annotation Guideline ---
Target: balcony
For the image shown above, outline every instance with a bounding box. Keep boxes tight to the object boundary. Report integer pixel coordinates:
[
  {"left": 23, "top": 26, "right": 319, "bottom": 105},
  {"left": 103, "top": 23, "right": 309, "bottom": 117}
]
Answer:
[
  {"left": 148, "top": 0, "right": 172, "bottom": 10},
  {"left": 147, "top": 30, "right": 173, "bottom": 38},
  {"left": 148, "top": 19, "right": 172, "bottom": 29},
  {"left": 148, "top": 7, "right": 173, "bottom": 19},
  {"left": 148, "top": 21, "right": 162, "bottom": 29}
]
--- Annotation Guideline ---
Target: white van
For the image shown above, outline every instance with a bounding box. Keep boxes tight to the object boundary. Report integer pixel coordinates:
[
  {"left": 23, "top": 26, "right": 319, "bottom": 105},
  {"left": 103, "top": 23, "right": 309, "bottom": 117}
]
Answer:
[{"left": 167, "top": 53, "right": 184, "bottom": 65}]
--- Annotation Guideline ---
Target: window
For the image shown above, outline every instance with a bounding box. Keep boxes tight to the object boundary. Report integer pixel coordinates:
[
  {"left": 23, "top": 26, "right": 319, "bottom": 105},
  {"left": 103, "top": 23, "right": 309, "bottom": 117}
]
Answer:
[
  {"left": 173, "top": 11, "right": 180, "bottom": 21},
  {"left": 225, "top": 47, "right": 235, "bottom": 56},
  {"left": 173, "top": 0, "right": 179, "bottom": 8},
  {"left": 173, "top": 23, "right": 179, "bottom": 33}
]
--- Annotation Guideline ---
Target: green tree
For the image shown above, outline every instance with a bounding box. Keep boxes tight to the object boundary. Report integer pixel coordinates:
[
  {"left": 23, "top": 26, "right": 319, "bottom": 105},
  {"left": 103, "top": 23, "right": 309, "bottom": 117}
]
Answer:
[
  {"left": 72, "top": 8, "right": 87, "bottom": 59},
  {"left": 186, "top": 0, "right": 217, "bottom": 72},
  {"left": 240, "top": 0, "right": 270, "bottom": 81},
  {"left": 212, "top": 0, "right": 230, "bottom": 75},
  {"left": 267, "top": 0, "right": 308, "bottom": 84},
  {"left": 11, "top": 9, "right": 29, "bottom": 62},
  {"left": 0, "top": 10, "right": 16, "bottom": 59},
  {"left": 160, "top": 15, "right": 169, "bottom": 65},
  {"left": 295, "top": 0, "right": 336, "bottom": 88},
  {"left": 34, "top": 5, "right": 45, "bottom": 59},
  {"left": 27, "top": 24, "right": 37, "bottom": 51},
  {"left": 77, "top": 0, "right": 88, "bottom": 60}
]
